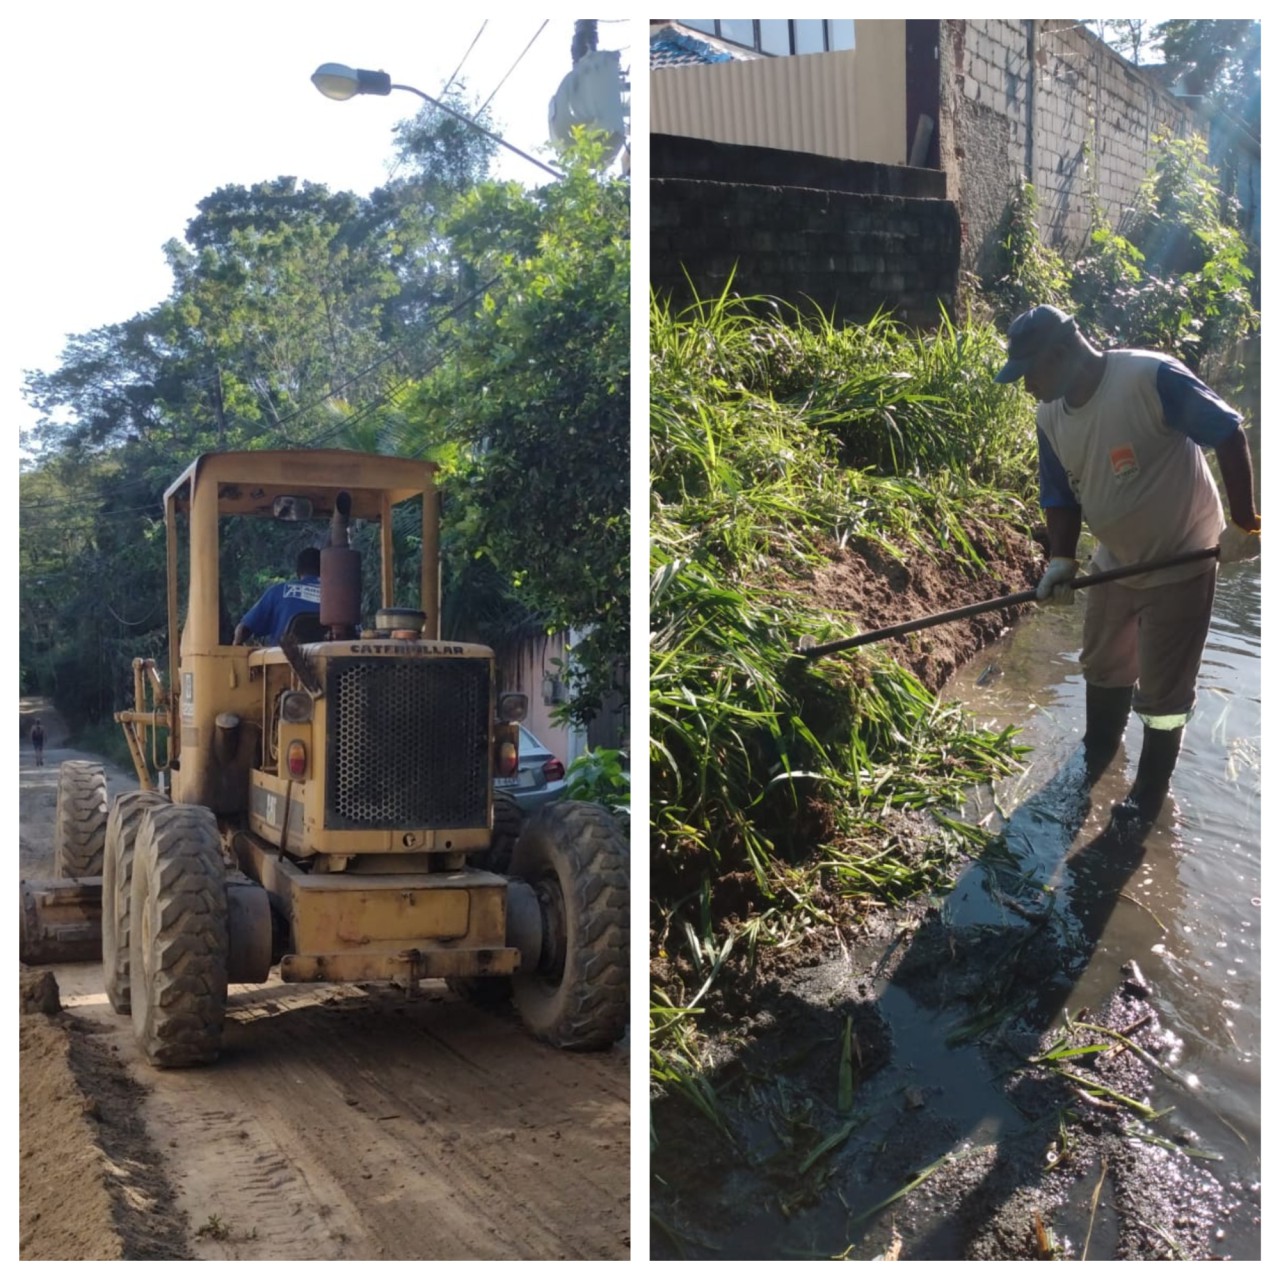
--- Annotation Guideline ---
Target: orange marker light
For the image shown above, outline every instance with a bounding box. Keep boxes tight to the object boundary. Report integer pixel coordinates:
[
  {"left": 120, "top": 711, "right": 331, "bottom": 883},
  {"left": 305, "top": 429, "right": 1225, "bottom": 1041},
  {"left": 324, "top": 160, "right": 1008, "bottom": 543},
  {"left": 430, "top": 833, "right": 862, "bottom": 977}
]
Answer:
[
  {"left": 287, "top": 740, "right": 308, "bottom": 778},
  {"left": 496, "top": 740, "right": 518, "bottom": 777}
]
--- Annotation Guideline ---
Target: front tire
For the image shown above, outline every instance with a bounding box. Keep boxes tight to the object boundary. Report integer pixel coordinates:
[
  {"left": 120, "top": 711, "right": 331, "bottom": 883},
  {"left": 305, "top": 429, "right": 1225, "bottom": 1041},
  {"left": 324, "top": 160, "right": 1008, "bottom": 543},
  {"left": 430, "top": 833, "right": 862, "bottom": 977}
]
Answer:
[
  {"left": 470, "top": 792, "right": 523, "bottom": 874},
  {"left": 54, "top": 760, "right": 108, "bottom": 877},
  {"left": 102, "top": 791, "right": 168, "bottom": 1014},
  {"left": 129, "top": 804, "right": 229, "bottom": 1068},
  {"left": 509, "top": 802, "right": 628, "bottom": 1050}
]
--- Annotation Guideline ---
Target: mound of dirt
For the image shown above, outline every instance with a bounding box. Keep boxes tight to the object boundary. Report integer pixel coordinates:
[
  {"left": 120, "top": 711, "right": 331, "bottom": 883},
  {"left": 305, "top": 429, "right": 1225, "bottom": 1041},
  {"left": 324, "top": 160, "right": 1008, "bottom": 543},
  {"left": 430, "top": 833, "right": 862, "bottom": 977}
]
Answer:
[
  {"left": 19, "top": 974, "right": 191, "bottom": 1261},
  {"left": 20, "top": 1003, "right": 124, "bottom": 1260}
]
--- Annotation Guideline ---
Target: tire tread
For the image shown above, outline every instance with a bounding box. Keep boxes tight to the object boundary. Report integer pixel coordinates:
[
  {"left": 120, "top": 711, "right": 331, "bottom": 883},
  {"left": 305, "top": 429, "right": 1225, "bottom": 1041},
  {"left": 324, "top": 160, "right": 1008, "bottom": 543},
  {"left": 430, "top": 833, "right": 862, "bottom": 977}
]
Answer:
[{"left": 130, "top": 804, "right": 228, "bottom": 1068}]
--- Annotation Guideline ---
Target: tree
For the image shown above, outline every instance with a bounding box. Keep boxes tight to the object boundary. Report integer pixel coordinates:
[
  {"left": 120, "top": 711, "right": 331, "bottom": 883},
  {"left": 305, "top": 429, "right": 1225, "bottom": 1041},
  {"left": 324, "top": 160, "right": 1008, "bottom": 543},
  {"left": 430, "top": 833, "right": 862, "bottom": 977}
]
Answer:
[
  {"left": 1090, "top": 19, "right": 1162, "bottom": 65},
  {"left": 1157, "top": 19, "right": 1261, "bottom": 134},
  {"left": 399, "top": 133, "right": 630, "bottom": 726},
  {"left": 390, "top": 83, "right": 499, "bottom": 198},
  {"left": 1154, "top": 20, "right": 1260, "bottom": 274},
  {"left": 18, "top": 110, "right": 628, "bottom": 742}
]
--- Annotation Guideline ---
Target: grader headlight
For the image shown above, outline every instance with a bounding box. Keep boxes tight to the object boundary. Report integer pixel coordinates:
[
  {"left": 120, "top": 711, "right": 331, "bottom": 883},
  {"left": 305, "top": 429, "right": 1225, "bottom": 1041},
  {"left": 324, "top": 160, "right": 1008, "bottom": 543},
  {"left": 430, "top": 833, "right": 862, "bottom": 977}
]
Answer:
[
  {"left": 281, "top": 691, "right": 314, "bottom": 723},
  {"left": 496, "top": 692, "right": 528, "bottom": 723}
]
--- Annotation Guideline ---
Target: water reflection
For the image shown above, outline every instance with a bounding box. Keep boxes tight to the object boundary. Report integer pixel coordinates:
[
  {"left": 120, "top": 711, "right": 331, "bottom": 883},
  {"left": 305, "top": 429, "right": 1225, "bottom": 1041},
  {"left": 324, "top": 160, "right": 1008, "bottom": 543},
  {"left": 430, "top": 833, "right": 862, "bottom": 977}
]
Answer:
[{"left": 940, "top": 556, "right": 1261, "bottom": 1189}]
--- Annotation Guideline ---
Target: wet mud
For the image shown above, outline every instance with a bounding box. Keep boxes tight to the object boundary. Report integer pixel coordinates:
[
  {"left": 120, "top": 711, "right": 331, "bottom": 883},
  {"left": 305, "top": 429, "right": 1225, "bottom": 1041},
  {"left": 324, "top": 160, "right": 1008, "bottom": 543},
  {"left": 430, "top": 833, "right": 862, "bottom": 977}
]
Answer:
[{"left": 651, "top": 770, "right": 1259, "bottom": 1261}]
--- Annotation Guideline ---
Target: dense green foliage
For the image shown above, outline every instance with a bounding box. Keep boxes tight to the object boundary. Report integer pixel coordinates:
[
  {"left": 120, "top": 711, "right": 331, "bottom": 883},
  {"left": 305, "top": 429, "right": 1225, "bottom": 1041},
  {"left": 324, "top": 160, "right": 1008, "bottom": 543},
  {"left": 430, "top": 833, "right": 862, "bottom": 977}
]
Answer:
[
  {"left": 565, "top": 747, "right": 630, "bottom": 815},
  {"left": 651, "top": 292, "right": 1034, "bottom": 880},
  {"left": 989, "top": 134, "right": 1257, "bottom": 383},
  {"left": 650, "top": 291, "right": 1036, "bottom": 1116},
  {"left": 1157, "top": 20, "right": 1260, "bottom": 137},
  {"left": 402, "top": 134, "right": 630, "bottom": 724},
  {"left": 20, "top": 104, "right": 629, "bottom": 735}
]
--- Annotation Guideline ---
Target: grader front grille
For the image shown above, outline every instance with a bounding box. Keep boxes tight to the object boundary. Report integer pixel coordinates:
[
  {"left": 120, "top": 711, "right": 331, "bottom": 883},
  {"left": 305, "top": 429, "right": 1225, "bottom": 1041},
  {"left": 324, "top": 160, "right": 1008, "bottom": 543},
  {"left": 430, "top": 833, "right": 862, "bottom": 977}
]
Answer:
[{"left": 325, "top": 657, "right": 490, "bottom": 830}]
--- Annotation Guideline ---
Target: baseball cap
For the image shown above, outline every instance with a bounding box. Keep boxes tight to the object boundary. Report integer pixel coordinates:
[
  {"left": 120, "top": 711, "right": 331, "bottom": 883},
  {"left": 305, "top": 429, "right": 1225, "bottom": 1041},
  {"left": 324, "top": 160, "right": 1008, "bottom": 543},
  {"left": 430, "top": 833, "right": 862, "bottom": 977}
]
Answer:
[{"left": 994, "top": 305, "right": 1076, "bottom": 383}]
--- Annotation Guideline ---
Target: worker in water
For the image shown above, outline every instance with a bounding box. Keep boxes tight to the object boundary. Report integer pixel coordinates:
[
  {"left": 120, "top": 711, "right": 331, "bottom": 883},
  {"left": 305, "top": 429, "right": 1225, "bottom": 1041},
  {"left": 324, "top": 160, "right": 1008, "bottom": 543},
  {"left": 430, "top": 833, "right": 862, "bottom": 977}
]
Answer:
[
  {"left": 233, "top": 547, "right": 323, "bottom": 646},
  {"left": 995, "top": 304, "right": 1260, "bottom": 824}
]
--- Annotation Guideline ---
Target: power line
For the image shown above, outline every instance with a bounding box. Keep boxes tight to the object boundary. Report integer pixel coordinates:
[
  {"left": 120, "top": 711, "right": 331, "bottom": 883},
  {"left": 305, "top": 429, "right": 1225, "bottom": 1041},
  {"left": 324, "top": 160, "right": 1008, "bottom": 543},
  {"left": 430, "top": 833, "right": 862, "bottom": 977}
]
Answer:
[
  {"left": 440, "top": 22, "right": 488, "bottom": 98},
  {"left": 18, "top": 501, "right": 163, "bottom": 519},
  {"left": 479, "top": 21, "right": 549, "bottom": 114},
  {"left": 21, "top": 273, "right": 510, "bottom": 515},
  {"left": 385, "top": 22, "right": 492, "bottom": 186}
]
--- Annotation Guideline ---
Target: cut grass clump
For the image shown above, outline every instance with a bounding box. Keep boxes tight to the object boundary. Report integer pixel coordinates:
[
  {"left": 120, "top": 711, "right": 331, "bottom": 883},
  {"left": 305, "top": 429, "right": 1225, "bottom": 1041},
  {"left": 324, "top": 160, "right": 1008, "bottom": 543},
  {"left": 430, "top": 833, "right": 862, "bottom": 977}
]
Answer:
[{"left": 650, "top": 289, "right": 1042, "bottom": 1127}]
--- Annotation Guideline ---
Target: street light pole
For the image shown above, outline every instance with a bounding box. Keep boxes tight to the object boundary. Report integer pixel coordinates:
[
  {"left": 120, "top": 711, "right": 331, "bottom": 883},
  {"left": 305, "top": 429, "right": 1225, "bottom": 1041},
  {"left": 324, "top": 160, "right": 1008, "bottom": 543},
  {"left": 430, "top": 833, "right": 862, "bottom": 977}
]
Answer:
[{"left": 311, "top": 63, "right": 561, "bottom": 180}]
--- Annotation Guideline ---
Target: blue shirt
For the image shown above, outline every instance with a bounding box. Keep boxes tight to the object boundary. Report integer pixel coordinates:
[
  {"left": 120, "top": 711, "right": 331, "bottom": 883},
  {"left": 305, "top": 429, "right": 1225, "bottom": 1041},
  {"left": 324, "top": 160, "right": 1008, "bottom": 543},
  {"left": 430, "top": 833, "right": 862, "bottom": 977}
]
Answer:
[{"left": 238, "top": 576, "right": 322, "bottom": 645}]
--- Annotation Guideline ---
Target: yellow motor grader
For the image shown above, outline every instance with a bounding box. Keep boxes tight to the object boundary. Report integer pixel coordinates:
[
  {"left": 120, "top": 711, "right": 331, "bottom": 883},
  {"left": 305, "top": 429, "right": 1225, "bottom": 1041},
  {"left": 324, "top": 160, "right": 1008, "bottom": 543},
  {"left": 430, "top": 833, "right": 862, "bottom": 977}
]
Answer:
[{"left": 20, "top": 450, "right": 629, "bottom": 1065}]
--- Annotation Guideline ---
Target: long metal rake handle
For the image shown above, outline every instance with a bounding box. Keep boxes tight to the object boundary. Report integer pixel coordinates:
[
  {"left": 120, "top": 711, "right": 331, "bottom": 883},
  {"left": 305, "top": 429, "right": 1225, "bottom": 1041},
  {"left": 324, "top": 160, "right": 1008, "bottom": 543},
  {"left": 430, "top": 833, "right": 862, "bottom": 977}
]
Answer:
[{"left": 797, "top": 546, "right": 1219, "bottom": 660}]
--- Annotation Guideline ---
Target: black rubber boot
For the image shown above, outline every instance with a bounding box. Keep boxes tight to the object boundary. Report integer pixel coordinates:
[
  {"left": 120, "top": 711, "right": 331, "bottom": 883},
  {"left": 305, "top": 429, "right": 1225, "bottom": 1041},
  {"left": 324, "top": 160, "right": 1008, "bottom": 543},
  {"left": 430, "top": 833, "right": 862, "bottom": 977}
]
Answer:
[
  {"left": 1082, "top": 683, "right": 1133, "bottom": 783},
  {"left": 1113, "top": 725, "right": 1184, "bottom": 826}
]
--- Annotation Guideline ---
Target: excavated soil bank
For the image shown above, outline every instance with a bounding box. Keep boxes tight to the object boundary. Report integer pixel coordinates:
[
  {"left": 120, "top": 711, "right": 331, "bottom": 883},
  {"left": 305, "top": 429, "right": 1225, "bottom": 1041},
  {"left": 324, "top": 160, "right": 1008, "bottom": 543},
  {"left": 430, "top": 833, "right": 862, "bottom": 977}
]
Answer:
[{"left": 19, "top": 991, "right": 191, "bottom": 1260}]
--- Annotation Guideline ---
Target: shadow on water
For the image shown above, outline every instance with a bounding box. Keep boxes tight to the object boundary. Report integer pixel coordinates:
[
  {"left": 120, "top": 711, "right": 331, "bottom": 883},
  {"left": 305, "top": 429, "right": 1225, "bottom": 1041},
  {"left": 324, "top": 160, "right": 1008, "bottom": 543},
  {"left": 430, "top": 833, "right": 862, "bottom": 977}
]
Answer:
[
  {"left": 652, "top": 567, "right": 1260, "bottom": 1260},
  {"left": 881, "top": 754, "right": 1191, "bottom": 1260}
]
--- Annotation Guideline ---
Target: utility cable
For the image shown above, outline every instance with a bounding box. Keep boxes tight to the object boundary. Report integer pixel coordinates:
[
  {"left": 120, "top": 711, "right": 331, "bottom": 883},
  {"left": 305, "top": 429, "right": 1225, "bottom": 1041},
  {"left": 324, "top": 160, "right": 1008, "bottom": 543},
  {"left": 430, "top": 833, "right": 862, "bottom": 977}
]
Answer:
[
  {"left": 23, "top": 266, "right": 512, "bottom": 514},
  {"left": 440, "top": 22, "right": 488, "bottom": 98},
  {"left": 385, "top": 21, "right": 491, "bottom": 186},
  {"left": 479, "top": 21, "right": 549, "bottom": 113}
]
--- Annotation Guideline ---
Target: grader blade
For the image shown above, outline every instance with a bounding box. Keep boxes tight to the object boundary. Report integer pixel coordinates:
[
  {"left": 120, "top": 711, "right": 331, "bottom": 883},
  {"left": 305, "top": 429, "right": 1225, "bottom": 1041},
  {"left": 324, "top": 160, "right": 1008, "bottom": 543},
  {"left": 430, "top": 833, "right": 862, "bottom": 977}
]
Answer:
[{"left": 20, "top": 877, "right": 104, "bottom": 965}]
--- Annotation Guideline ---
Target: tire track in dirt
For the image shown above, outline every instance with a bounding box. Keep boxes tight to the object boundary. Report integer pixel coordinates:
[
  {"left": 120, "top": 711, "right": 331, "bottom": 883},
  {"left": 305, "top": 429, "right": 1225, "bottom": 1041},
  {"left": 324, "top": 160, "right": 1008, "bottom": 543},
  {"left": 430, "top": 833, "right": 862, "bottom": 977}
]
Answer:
[
  {"left": 22, "top": 737, "right": 631, "bottom": 1261},
  {"left": 50, "top": 963, "right": 630, "bottom": 1259}
]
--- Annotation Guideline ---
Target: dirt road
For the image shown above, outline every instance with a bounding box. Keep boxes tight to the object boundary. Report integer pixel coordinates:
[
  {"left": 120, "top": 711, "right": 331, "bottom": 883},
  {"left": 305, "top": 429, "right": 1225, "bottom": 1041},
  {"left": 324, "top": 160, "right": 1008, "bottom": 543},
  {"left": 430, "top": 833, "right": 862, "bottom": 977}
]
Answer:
[{"left": 18, "top": 722, "right": 631, "bottom": 1261}]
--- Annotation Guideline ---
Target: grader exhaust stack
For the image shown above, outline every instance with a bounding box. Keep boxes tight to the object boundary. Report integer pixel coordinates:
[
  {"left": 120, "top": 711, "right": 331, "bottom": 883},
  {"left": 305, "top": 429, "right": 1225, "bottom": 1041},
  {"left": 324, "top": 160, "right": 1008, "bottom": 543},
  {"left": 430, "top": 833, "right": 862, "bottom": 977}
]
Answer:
[{"left": 321, "top": 489, "right": 361, "bottom": 638}]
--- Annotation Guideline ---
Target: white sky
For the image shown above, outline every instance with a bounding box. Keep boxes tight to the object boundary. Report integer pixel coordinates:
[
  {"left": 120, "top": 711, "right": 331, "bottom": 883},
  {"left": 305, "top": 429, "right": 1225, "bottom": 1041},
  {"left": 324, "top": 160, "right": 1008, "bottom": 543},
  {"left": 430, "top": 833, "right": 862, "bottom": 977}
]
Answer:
[{"left": 4, "top": 7, "right": 633, "bottom": 439}]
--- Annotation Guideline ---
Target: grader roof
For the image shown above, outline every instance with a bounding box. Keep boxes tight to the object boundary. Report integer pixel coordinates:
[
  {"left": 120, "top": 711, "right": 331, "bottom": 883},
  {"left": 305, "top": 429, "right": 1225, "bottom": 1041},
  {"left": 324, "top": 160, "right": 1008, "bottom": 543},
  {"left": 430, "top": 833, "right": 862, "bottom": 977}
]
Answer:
[{"left": 165, "top": 450, "right": 438, "bottom": 520}]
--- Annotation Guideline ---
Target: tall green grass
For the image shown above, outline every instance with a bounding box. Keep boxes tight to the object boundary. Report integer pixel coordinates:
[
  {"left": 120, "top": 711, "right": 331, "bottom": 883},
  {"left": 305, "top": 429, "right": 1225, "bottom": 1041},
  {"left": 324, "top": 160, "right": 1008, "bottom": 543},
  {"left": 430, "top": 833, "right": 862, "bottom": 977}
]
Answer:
[{"left": 650, "top": 289, "right": 1040, "bottom": 1127}]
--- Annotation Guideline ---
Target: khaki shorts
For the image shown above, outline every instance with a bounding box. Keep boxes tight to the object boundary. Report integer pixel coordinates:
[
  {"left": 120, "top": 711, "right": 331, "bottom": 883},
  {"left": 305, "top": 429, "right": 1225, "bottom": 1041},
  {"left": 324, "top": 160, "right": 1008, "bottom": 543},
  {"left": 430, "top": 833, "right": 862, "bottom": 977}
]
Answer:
[{"left": 1079, "top": 566, "right": 1217, "bottom": 729}]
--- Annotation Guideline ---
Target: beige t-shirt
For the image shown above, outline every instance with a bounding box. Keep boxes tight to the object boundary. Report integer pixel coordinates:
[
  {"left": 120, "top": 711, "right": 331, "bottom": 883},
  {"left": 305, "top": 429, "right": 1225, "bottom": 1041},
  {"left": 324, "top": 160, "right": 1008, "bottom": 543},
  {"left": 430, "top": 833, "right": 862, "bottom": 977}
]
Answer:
[{"left": 1036, "top": 350, "right": 1228, "bottom": 589}]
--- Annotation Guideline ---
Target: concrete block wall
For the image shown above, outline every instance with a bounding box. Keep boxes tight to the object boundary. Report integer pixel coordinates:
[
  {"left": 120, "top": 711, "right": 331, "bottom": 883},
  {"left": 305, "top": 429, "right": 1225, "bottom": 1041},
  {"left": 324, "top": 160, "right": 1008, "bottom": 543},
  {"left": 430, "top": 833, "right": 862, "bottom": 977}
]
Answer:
[
  {"left": 943, "top": 19, "right": 1198, "bottom": 282},
  {"left": 651, "top": 176, "right": 960, "bottom": 329},
  {"left": 652, "top": 133, "right": 947, "bottom": 199}
]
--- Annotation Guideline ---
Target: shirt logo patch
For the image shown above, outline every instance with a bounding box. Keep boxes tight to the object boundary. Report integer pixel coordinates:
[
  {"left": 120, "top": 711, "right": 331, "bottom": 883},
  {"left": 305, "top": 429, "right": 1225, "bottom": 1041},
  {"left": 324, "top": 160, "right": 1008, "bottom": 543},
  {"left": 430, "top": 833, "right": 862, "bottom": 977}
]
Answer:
[{"left": 1110, "top": 444, "right": 1139, "bottom": 479}]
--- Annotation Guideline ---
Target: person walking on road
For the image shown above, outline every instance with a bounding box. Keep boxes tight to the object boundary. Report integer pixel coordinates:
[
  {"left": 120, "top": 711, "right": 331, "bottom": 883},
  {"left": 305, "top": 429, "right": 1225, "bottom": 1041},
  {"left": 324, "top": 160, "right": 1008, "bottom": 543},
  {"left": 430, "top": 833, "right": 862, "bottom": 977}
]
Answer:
[
  {"left": 995, "top": 304, "right": 1260, "bottom": 825},
  {"left": 30, "top": 719, "right": 45, "bottom": 767}
]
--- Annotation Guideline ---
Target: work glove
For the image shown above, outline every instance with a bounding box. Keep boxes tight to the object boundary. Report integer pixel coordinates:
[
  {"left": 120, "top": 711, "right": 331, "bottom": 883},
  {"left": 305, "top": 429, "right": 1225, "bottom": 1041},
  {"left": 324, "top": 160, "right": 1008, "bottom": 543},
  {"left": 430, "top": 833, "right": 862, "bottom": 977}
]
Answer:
[
  {"left": 1219, "top": 519, "right": 1261, "bottom": 564},
  {"left": 1035, "top": 556, "right": 1079, "bottom": 606}
]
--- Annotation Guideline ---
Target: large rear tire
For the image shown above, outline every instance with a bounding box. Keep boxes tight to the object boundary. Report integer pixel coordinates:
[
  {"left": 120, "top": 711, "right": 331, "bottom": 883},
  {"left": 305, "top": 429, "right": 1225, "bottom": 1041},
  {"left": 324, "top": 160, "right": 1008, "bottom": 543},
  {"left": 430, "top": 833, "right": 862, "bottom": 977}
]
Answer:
[
  {"left": 102, "top": 791, "right": 168, "bottom": 1014},
  {"left": 54, "top": 760, "right": 108, "bottom": 878},
  {"left": 509, "top": 802, "right": 628, "bottom": 1050},
  {"left": 129, "top": 804, "right": 229, "bottom": 1068}
]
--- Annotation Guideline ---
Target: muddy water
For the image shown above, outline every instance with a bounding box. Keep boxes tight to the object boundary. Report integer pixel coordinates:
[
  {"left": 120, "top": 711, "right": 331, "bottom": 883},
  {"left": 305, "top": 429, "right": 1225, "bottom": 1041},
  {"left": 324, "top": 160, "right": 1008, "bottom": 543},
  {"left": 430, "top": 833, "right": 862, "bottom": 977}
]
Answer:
[
  {"left": 939, "top": 553, "right": 1261, "bottom": 1251},
  {"left": 650, "top": 558, "right": 1261, "bottom": 1261}
]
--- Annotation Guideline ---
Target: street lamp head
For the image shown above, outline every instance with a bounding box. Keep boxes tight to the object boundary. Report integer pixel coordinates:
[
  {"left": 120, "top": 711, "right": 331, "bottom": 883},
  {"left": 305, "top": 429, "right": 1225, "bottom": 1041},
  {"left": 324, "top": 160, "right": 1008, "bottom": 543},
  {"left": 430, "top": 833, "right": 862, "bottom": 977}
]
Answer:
[
  {"left": 311, "top": 63, "right": 392, "bottom": 101},
  {"left": 310, "top": 61, "right": 561, "bottom": 180}
]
